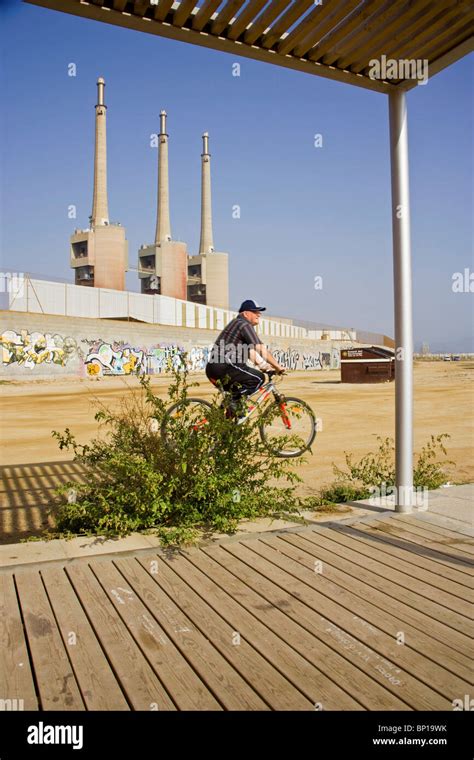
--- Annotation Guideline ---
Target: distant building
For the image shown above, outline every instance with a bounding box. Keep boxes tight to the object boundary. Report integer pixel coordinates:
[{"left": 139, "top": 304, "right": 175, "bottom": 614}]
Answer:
[{"left": 70, "top": 78, "right": 128, "bottom": 290}]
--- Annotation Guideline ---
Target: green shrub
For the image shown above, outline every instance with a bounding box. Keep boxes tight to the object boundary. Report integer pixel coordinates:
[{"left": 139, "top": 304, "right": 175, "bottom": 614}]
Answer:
[
  {"left": 51, "top": 359, "right": 307, "bottom": 544},
  {"left": 317, "top": 433, "right": 453, "bottom": 505}
]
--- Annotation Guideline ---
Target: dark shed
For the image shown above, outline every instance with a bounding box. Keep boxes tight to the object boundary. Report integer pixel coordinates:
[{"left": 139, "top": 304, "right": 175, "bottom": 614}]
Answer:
[{"left": 340, "top": 346, "right": 395, "bottom": 383}]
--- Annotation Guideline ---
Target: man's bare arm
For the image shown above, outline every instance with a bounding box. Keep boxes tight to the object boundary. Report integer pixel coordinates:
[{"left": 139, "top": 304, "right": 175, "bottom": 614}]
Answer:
[{"left": 250, "top": 344, "right": 285, "bottom": 372}]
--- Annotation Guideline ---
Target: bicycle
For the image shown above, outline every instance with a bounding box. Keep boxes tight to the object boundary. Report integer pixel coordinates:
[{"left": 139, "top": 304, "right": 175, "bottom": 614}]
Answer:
[{"left": 160, "top": 370, "right": 317, "bottom": 458}]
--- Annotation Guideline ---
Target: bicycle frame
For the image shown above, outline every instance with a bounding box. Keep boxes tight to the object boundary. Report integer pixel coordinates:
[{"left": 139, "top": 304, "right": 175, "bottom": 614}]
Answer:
[{"left": 230, "top": 377, "right": 290, "bottom": 428}]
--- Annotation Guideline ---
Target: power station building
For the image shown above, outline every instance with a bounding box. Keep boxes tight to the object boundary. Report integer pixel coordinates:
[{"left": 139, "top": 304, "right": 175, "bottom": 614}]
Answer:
[{"left": 71, "top": 78, "right": 228, "bottom": 309}]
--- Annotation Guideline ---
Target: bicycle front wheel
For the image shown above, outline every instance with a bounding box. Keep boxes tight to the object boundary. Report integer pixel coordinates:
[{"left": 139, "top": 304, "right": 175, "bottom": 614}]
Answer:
[{"left": 259, "top": 396, "right": 316, "bottom": 457}]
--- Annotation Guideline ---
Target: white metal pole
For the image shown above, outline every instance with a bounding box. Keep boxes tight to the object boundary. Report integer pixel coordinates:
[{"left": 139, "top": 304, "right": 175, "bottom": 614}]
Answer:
[{"left": 389, "top": 90, "right": 414, "bottom": 513}]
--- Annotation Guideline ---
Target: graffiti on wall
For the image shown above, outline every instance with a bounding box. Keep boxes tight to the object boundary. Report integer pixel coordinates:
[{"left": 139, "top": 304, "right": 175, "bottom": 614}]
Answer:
[
  {"left": 84, "top": 340, "right": 213, "bottom": 376},
  {"left": 85, "top": 341, "right": 147, "bottom": 376},
  {"left": 1, "top": 328, "right": 341, "bottom": 374},
  {"left": 272, "top": 348, "right": 300, "bottom": 371},
  {"left": 0, "top": 330, "right": 79, "bottom": 368},
  {"left": 272, "top": 347, "right": 340, "bottom": 371}
]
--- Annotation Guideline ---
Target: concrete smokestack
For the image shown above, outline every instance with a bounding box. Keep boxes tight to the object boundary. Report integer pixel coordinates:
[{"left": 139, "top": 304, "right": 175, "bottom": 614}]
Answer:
[
  {"left": 91, "top": 77, "right": 109, "bottom": 226},
  {"left": 199, "top": 131, "right": 214, "bottom": 254},
  {"left": 155, "top": 110, "right": 172, "bottom": 243}
]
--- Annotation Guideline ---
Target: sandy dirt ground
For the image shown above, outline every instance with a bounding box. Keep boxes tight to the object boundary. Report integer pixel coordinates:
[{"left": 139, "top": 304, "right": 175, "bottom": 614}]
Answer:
[{"left": 1, "top": 361, "right": 473, "bottom": 542}]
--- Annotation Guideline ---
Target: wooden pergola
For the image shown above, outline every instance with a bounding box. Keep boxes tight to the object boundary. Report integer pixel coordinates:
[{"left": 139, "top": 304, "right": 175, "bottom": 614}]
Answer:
[{"left": 25, "top": 0, "right": 474, "bottom": 511}]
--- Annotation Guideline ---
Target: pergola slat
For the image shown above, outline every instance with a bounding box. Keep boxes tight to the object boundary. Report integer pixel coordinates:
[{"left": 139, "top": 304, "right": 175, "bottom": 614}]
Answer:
[
  {"left": 320, "top": 0, "right": 412, "bottom": 67},
  {"left": 211, "top": 0, "right": 247, "bottom": 36},
  {"left": 172, "top": 0, "right": 199, "bottom": 27},
  {"left": 111, "top": 0, "right": 127, "bottom": 11},
  {"left": 192, "top": 0, "right": 222, "bottom": 31},
  {"left": 244, "top": 0, "right": 290, "bottom": 46},
  {"left": 133, "top": 0, "right": 150, "bottom": 18},
  {"left": 153, "top": 0, "right": 175, "bottom": 22},
  {"left": 261, "top": 0, "right": 314, "bottom": 51},
  {"left": 402, "top": 35, "right": 474, "bottom": 90},
  {"left": 308, "top": 0, "right": 389, "bottom": 63},
  {"left": 293, "top": 0, "right": 363, "bottom": 59},
  {"left": 276, "top": 0, "right": 339, "bottom": 56},
  {"left": 337, "top": 0, "right": 472, "bottom": 70},
  {"left": 362, "top": 7, "right": 473, "bottom": 75},
  {"left": 349, "top": 0, "right": 459, "bottom": 74},
  {"left": 23, "top": 0, "right": 473, "bottom": 91},
  {"left": 398, "top": 17, "right": 474, "bottom": 70},
  {"left": 227, "top": 0, "right": 268, "bottom": 41}
]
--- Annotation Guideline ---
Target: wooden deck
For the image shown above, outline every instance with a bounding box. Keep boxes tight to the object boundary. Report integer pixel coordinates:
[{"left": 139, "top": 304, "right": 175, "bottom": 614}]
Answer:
[{"left": 1, "top": 511, "right": 472, "bottom": 711}]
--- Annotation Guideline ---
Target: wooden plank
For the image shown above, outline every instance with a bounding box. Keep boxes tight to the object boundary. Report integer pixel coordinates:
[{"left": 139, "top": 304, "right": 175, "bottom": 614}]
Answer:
[
  {"left": 135, "top": 553, "right": 317, "bottom": 710},
  {"left": 309, "top": 0, "right": 389, "bottom": 62},
  {"left": 172, "top": 0, "right": 198, "bottom": 27},
  {"left": 337, "top": 0, "right": 436, "bottom": 68},
  {"left": 66, "top": 563, "right": 176, "bottom": 710},
  {"left": 215, "top": 542, "right": 470, "bottom": 706},
  {"left": 192, "top": 0, "right": 221, "bottom": 31},
  {"left": 261, "top": 0, "right": 314, "bottom": 50},
  {"left": 366, "top": 518, "right": 474, "bottom": 568},
  {"left": 90, "top": 559, "right": 221, "bottom": 710},
  {"left": 409, "top": 510, "right": 474, "bottom": 538},
  {"left": 0, "top": 573, "right": 38, "bottom": 710},
  {"left": 153, "top": 0, "right": 174, "bottom": 22},
  {"left": 319, "top": 0, "right": 400, "bottom": 65},
  {"left": 270, "top": 532, "right": 472, "bottom": 673},
  {"left": 332, "top": 521, "right": 473, "bottom": 589},
  {"left": 350, "top": 0, "right": 463, "bottom": 72},
  {"left": 391, "top": 515, "right": 474, "bottom": 555},
  {"left": 40, "top": 567, "right": 130, "bottom": 710},
  {"left": 379, "top": 2, "right": 473, "bottom": 62},
  {"left": 400, "top": 34, "right": 474, "bottom": 90},
  {"left": 293, "top": 0, "right": 363, "bottom": 58},
  {"left": 133, "top": 0, "right": 150, "bottom": 17},
  {"left": 227, "top": 0, "right": 268, "bottom": 41},
  {"left": 294, "top": 526, "right": 473, "bottom": 622},
  {"left": 211, "top": 0, "right": 246, "bottom": 36},
  {"left": 25, "top": 0, "right": 395, "bottom": 94},
  {"left": 115, "top": 556, "right": 268, "bottom": 710},
  {"left": 244, "top": 0, "right": 290, "bottom": 45},
  {"left": 15, "top": 570, "right": 84, "bottom": 710},
  {"left": 181, "top": 548, "right": 417, "bottom": 710}
]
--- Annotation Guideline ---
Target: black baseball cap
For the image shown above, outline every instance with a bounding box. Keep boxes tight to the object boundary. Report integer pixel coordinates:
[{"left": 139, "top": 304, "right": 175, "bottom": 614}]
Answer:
[{"left": 238, "top": 299, "right": 266, "bottom": 313}]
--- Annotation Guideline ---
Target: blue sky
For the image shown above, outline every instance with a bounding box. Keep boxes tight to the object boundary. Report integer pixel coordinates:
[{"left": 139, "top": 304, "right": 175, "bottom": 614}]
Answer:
[{"left": 1, "top": 1, "right": 472, "bottom": 351}]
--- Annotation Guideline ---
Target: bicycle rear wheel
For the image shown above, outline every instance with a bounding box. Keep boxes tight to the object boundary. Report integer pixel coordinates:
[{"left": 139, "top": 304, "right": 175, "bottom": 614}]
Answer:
[
  {"left": 160, "top": 398, "right": 212, "bottom": 445},
  {"left": 259, "top": 396, "right": 316, "bottom": 457}
]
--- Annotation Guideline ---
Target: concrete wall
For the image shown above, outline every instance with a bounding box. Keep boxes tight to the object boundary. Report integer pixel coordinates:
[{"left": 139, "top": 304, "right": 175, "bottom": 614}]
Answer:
[{"left": 0, "top": 311, "right": 354, "bottom": 379}]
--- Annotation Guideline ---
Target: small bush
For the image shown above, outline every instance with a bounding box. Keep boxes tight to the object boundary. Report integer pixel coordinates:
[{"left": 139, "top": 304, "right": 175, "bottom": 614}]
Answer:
[
  {"left": 317, "top": 434, "right": 453, "bottom": 505},
  {"left": 51, "top": 359, "right": 308, "bottom": 544}
]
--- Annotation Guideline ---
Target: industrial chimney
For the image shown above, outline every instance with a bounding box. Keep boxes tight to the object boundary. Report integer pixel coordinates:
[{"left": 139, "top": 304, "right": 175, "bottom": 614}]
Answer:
[
  {"left": 155, "top": 110, "right": 172, "bottom": 243},
  {"left": 199, "top": 132, "right": 214, "bottom": 254},
  {"left": 91, "top": 77, "right": 109, "bottom": 226}
]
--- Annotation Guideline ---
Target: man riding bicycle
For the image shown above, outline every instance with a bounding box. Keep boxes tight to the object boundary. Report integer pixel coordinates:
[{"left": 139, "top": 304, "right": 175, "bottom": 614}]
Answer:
[{"left": 206, "top": 299, "right": 286, "bottom": 412}]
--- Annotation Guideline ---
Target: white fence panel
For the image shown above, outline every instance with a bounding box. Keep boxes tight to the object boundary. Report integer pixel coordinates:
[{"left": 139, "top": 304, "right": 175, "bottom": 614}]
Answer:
[
  {"left": 66, "top": 283, "right": 100, "bottom": 318},
  {"left": 185, "top": 302, "right": 195, "bottom": 328},
  {"left": 129, "top": 291, "right": 154, "bottom": 323},
  {"left": 99, "top": 288, "right": 128, "bottom": 319}
]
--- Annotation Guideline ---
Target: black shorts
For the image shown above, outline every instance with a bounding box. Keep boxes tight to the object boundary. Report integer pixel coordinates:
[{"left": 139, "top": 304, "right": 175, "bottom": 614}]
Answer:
[{"left": 205, "top": 361, "right": 265, "bottom": 400}]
